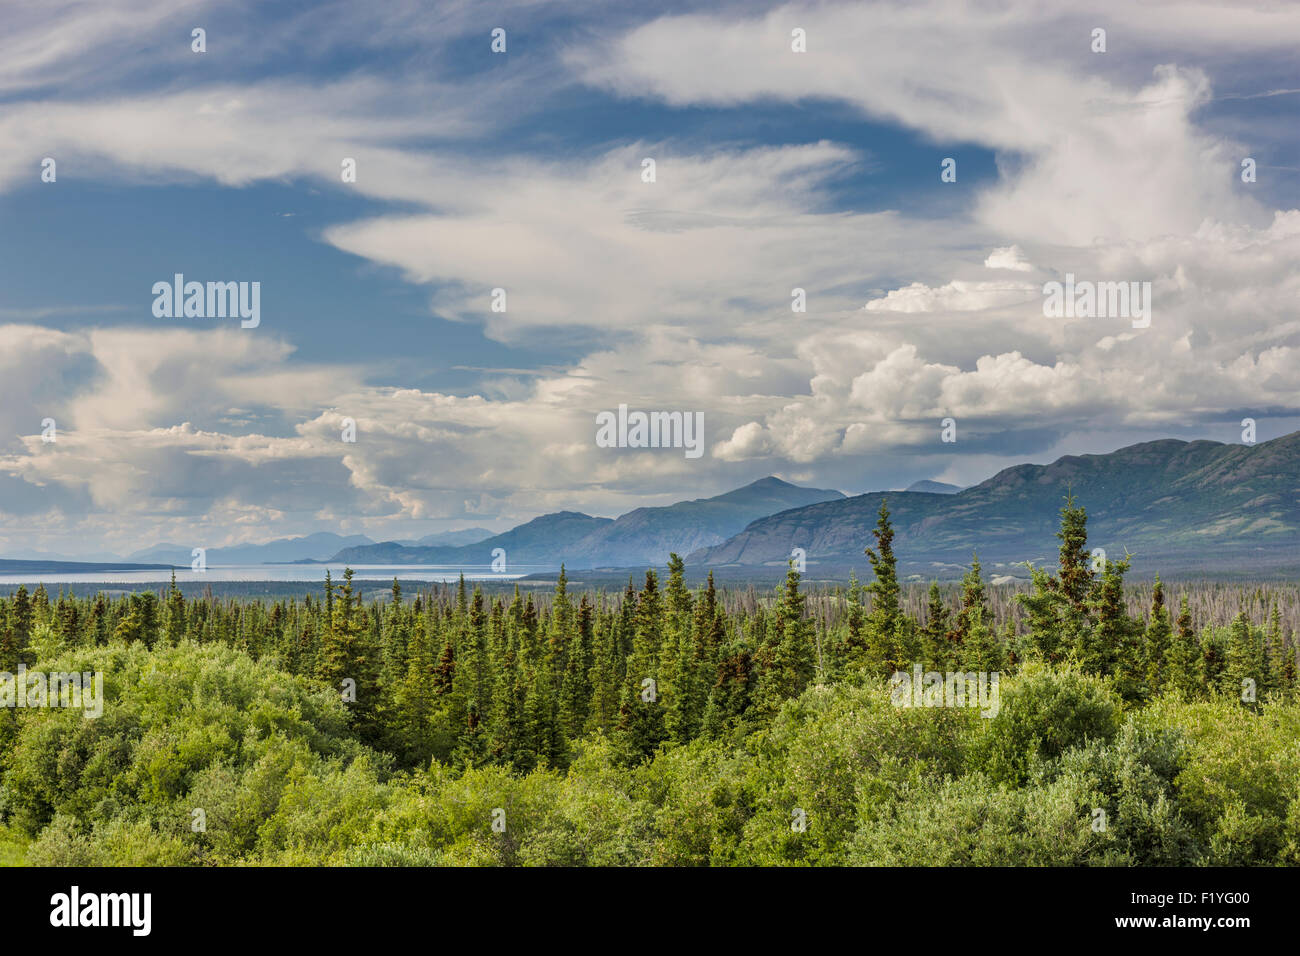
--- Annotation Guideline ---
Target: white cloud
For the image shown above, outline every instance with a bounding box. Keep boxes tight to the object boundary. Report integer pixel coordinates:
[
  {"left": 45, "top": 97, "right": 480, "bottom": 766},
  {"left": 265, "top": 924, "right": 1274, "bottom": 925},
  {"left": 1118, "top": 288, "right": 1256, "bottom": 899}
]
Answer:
[
  {"left": 864, "top": 280, "right": 1038, "bottom": 313},
  {"left": 1, "top": 0, "right": 1299, "bottom": 554},
  {"left": 984, "top": 245, "right": 1034, "bottom": 272}
]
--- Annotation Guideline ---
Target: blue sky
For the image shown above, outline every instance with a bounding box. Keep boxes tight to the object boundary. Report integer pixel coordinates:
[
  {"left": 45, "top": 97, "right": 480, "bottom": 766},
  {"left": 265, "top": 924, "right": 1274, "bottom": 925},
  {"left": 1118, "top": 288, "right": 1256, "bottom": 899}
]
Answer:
[{"left": 1, "top": 0, "right": 1298, "bottom": 556}]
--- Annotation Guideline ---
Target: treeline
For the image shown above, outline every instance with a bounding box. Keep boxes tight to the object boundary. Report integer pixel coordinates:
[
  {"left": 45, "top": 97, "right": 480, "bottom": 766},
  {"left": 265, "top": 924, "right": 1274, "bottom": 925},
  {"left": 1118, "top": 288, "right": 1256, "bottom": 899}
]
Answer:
[
  {"left": 813, "top": 577, "right": 1300, "bottom": 638},
  {"left": 3, "top": 495, "right": 1300, "bottom": 866},
  {"left": 0, "top": 496, "right": 1294, "bottom": 778}
]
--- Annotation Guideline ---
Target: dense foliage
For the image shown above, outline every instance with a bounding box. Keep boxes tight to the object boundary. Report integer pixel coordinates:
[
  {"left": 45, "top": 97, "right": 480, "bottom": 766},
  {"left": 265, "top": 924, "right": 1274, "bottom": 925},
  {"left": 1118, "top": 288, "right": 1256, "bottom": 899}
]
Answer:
[{"left": 0, "top": 497, "right": 1296, "bottom": 865}]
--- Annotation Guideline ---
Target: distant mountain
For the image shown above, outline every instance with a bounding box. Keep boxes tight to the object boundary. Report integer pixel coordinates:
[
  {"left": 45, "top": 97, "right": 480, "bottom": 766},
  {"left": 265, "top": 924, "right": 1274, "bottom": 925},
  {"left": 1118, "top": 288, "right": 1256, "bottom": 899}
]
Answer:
[
  {"left": 329, "top": 477, "right": 844, "bottom": 569},
  {"left": 128, "top": 532, "right": 377, "bottom": 566},
  {"left": 688, "top": 433, "right": 1300, "bottom": 578},
  {"left": 124, "top": 543, "right": 201, "bottom": 564},
  {"left": 0, "top": 548, "right": 122, "bottom": 563},
  {"left": 905, "top": 479, "right": 962, "bottom": 494},
  {"left": 0, "top": 558, "right": 176, "bottom": 575},
  {"left": 568, "top": 476, "right": 844, "bottom": 567},
  {"left": 331, "top": 512, "right": 614, "bottom": 566},
  {"left": 394, "top": 528, "right": 495, "bottom": 548}
]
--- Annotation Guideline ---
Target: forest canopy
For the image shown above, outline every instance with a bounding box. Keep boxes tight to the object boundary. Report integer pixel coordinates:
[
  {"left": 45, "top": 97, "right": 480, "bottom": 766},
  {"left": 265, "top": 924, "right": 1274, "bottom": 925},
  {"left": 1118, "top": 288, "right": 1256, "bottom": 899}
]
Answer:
[{"left": 0, "top": 497, "right": 1296, "bottom": 866}]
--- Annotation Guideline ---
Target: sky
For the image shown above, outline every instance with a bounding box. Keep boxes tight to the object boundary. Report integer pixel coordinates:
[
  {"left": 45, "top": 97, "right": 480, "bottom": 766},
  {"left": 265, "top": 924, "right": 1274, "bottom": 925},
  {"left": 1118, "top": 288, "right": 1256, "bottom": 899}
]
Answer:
[{"left": 0, "top": 0, "right": 1298, "bottom": 557}]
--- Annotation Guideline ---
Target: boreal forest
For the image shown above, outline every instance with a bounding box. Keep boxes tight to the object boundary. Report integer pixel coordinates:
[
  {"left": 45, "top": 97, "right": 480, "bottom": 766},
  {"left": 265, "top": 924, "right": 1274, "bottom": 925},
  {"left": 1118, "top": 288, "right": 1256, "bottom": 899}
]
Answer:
[{"left": 1, "top": 497, "right": 1297, "bottom": 866}]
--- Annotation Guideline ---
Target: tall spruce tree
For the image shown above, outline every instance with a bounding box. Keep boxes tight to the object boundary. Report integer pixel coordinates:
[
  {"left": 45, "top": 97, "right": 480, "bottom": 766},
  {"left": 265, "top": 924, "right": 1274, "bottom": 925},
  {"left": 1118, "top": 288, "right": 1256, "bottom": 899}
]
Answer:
[
  {"left": 1143, "top": 577, "right": 1173, "bottom": 694},
  {"left": 863, "top": 499, "right": 903, "bottom": 678},
  {"left": 1224, "top": 611, "right": 1264, "bottom": 705},
  {"left": 1265, "top": 601, "right": 1296, "bottom": 695},
  {"left": 319, "top": 569, "right": 384, "bottom": 744},
  {"left": 953, "top": 552, "right": 989, "bottom": 662},
  {"left": 754, "top": 560, "right": 813, "bottom": 719},
  {"left": 1018, "top": 495, "right": 1095, "bottom": 663},
  {"left": 843, "top": 570, "right": 867, "bottom": 674},
  {"left": 619, "top": 571, "right": 667, "bottom": 758},
  {"left": 586, "top": 616, "right": 622, "bottom": 735},
  {"left": 1084, "top": 552, "right": 1136, "bottom": 690},
  {"left": 559, "top": 595, "right": 594, "bottom": 739},
  {"left": 1165, "top": 594, "right": 1201, "bottom": 696}
]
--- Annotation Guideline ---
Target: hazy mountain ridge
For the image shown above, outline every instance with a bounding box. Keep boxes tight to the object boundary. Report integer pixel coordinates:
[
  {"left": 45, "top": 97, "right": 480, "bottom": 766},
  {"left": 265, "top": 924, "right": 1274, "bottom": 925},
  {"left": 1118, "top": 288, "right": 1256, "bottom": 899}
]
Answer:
[
  {"left": 395, "top": 528, "right": 495, "bottom": 548},
  {"left": 905, "top": 479, "right": 962, "bottom": 494},
  {"left": 15, "top": 436, "right": 1296, "bottom": 580},
  {"left": 329, "top": 512, "right": 615, "bottom": 566},
  {"left": 0, "top": 558, "right": 176, "bottom": 574},
  {"left": 128, "top": 532, "right": 379, "bottom": 566},
  {"left": 567, "top": 476, "right": 844, "bottom": 567},
  {"left": 328, "top": 477, "right": 844, "bottom": 568},
  {"left": 687, "top": 433, "right": 1300, "bottom": 577}
]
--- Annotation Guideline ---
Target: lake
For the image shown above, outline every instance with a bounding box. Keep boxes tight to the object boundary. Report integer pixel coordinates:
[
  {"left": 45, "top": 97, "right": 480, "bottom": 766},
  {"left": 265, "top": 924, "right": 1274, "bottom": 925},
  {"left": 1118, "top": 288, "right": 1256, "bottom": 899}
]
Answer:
[{"left": 0, "top": 564, "right": 534, "bottom": 586}]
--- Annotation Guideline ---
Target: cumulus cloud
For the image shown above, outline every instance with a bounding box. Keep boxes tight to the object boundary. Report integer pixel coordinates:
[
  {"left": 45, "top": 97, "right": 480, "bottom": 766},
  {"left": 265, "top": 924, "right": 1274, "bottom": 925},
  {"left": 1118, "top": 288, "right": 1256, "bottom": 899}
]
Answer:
[
  {"left": 864, "top": 279, "right": 1038, "bottom": 313},
  {"left": 1, "top": 0, "right": 1298, "bottom": 553},
  {"left": 984, "top": 245, "right": 1035, "bottom": 272}
]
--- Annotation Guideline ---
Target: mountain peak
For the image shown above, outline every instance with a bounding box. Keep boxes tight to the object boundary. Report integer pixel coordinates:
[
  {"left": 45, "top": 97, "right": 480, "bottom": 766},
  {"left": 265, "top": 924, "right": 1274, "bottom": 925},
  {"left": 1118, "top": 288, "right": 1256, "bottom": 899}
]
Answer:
[
  {"left": 905, "top": 479, "right": 962, "bottom": 495},
  {"left": 522, "top": 510, "right": 598, "bottom": 523},
  {"left": 689, "top": 430, "right": 1300, "bottom": 577}
]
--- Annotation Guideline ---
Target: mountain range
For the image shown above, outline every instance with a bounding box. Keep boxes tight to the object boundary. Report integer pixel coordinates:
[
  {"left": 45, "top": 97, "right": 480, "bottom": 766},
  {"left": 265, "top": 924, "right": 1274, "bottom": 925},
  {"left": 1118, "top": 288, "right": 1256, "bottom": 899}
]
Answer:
[
  {"left": 8, "top": 433, "right": 1295, "bottom": 581},
  {"left": 329, "top": 433, "right": 1300, "bottom": 579},
  {"left": 688, "top": 432, "right": 1300, "bottom": 579},
  {"left": 904, "top": 479, "right": 962, "bottom": 494},
  {"left": 127, "top": 532, "right": 380, "bottom": 566},
  {"left": 0, "top": 558, "right": 176, "bottom": 575},
  {"left": 124, "top": 529, "right": 496, "bottom": 566},
  {"left": 325, "top": 477, "right": 845, "bottom": 568}
]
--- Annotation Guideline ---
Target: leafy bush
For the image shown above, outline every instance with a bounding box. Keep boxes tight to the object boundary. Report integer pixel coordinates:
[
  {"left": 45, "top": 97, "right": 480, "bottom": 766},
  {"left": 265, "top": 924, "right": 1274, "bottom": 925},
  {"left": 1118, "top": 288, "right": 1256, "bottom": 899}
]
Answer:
[{"left": 969, "top": 664, "right": 1121, "bottom": 786}]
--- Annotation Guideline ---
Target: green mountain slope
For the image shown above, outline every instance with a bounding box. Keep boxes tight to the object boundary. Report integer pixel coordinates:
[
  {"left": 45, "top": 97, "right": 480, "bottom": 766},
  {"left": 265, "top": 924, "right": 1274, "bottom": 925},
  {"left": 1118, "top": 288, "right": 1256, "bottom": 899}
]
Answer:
[
  {"left": 687, "top": 433, "right": 1300, "bottom": 578},
  {"left": 329, "top": 477, "right": 843, "bottom": 569}
]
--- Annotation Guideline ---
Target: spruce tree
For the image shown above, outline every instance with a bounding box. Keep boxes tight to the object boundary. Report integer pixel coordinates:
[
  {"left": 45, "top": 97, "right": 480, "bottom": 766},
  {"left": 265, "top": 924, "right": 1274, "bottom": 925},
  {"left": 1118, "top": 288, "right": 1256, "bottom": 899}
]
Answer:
[
  {"left": 451, "top": 588, "right": 488, "bottom": 754},
  {"left": 863, "top": 499, "right": 903, "bottom": 678},
  {"left": 319, "top": 569, "right": 383, "bottom": 744},
  {"left": 626, "top": 571, "right": 664, "bottom": 695},
  {"left": 1057, "top": 493, "right": 1093, "bottom": 606},
  {"left": 380, "top": 578, "right": 409, "bottom": 689},
  {"left": 547, "top": 566, "right": 573, "bottom": 679},
  {"left": 953, "top": 551, "right": 988, "bottom": 663},
  {"left": 31, "top": 584, "right": 50, "bottom": 627},
  {"left": 1085, "top": 553, "right": 1136, "bottom": 691},
  {"left": 755, "top": 560, "right": 814, "bottom": 717},
  {"left": 619, "top": 571, "right": 667, "bottom": 758},
  {"left": 1165, "top": 594, "right": 1201, "bottom": 696},
  {"left": 9, "top": 585, "right": 32, "bottom": 653},
  {"left": 1201, "top": 627, "right": 1227, "bottom": 694},
  {"left": 53, "top": 596, "right": 80, "bottom": 649},
  {"left": 586, "top": 617, "right": 622, "bottom": 735},
  {"left": 396, "top": 613, "right": 438, "bottom": 764},
  {"left": 1264, "top": 601, "right": 1293, "bottom": 696},
  {"left": 961, "top": 601, "right": 1005, "bottom": 673},
  {"left": 559, "top": 595, "right": 594, "bottom": 739},
  {"left": 0, "top": 624, "right": 18, "bottom": 673},
  {"left": 1018, "top": 495, "right": 1095, "bottom": 663},
  {"left": 843, "top": 570, "right": 867, "bottom": 674},
  {"left": 694, "top": 572, "right": 725, "bottom": 682},
  {"left": 165, "top": 572, "right": 186, "bottom": 646},
  {"left": 1143, "top": 576, "right": 1172, "bottom": 694},
  {"left": 488, "top": 609, "right": 524, "bottom": 762},
  {"left": 1224, "top": 612, "right": 1262, "bottom": 705}
]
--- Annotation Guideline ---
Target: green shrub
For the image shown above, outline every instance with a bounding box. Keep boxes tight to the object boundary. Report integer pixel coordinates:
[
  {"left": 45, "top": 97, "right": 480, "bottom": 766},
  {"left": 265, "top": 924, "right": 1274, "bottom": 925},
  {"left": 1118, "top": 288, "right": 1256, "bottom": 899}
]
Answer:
[{"left": 970, "top": 664, "right": 1121, "bottom": 786}]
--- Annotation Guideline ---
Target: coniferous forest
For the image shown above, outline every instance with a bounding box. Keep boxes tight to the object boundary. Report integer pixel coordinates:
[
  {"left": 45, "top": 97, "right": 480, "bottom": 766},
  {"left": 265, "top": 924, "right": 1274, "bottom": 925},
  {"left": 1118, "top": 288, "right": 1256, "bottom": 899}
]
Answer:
[{"left": 1, "top": 497, "right": 1297, "bottom": 867}]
